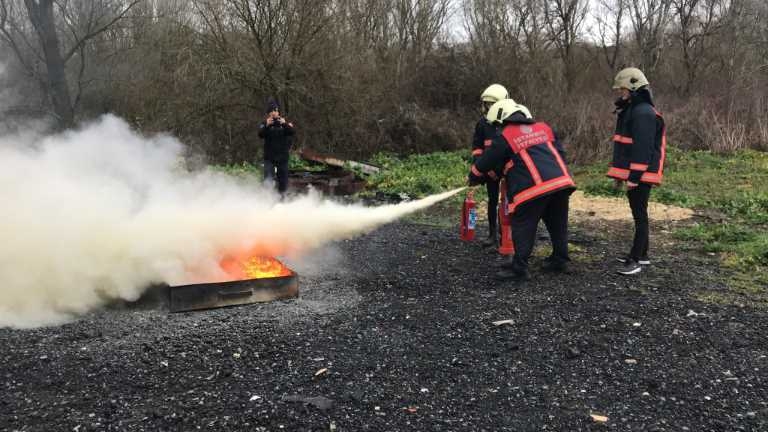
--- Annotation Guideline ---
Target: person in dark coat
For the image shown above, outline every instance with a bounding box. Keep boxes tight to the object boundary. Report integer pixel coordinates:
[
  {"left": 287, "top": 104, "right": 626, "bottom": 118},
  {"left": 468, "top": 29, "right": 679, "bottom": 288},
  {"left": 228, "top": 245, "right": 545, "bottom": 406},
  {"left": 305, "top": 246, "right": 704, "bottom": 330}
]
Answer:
[
  {"left": 471, "top": 84, "right": 510, "bottom": 247},
  {"left": 469, "top": 100, "right": 576, "bottom": 282},
  {"left": 258, "top": 98, "right": 295, "bottom": 194},
  {"left": 607, "top": 67, "right": 667, "bottom": 275}
]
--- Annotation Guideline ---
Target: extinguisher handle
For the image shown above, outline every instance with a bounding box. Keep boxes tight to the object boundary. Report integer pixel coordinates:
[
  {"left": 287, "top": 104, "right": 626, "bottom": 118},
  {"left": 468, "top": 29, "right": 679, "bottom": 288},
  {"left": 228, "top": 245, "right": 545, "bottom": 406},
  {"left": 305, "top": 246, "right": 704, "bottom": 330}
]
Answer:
[{"left": 467, "top": 188, "right": 474, "bottom": 200}]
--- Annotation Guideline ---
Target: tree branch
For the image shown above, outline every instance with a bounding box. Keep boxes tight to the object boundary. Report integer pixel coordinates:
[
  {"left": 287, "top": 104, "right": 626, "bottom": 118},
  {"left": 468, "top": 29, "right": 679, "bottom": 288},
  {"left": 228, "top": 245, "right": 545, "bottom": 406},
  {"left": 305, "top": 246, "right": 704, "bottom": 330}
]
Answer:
[{"left": 62, "top": 0, "right": 141, "bottom": 63}]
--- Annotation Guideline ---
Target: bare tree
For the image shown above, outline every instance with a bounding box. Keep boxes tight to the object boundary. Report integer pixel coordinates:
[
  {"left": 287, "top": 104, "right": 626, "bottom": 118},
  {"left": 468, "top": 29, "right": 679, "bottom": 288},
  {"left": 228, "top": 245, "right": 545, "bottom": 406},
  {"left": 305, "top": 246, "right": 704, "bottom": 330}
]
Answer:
[
  {"left": 193, "top": 0, "right": 335, "bottom": 107},
  {"left": 593, "top": 0, "right": 627, "bottom": 72},
  {"left": 463, "top": 0, "right": 551, "bottom": 99},
  {"left": 519, "top": 0, "right": 548, "bottom": 58},
  {"left": 626, "top": 0, "right": 673, "bottom": 75},
  {"left": 463, "top": 0, "right": 530, "bottom": 88},
  {"left": 387, "top": 0, "right": 451, "bottom": 100},
  {"left": 543, "top": 0, "right": 588, "bottom": 93},
  {"left": 0, "top": 0, "right": 48, "bottom": 111},
  {"left": 672, "top": 0, "right": 728, "bottom": 95},
  {"left": 0, "top": 0, "right": 140, "bottom": 129},
  {"left": 3, "top": 0, "right": 762, "bottom": 158},
  {"left": 464, "top": 0, "right": 533, "bottom": 58},
  {"left": 26, "top": 0, "right": 76, "bottom": 127}
]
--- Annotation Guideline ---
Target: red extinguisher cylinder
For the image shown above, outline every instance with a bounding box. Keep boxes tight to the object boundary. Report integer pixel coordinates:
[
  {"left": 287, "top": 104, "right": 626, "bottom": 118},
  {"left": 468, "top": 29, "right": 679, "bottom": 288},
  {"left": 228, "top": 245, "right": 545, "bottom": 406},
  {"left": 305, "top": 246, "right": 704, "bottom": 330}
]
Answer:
[
  {"left": 460, "top": 190, "right": 476, "bottom": 241},
  {"left": 497, "top": 179, "right": 515, "bottom": 255}
]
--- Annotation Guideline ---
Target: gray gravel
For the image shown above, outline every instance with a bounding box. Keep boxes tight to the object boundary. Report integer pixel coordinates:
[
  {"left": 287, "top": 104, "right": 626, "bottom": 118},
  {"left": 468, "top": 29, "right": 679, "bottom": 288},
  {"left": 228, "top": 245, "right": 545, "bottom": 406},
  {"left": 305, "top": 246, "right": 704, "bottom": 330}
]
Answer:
[{"left": 2, "top": 221, "right": 767, "bottom": 431}]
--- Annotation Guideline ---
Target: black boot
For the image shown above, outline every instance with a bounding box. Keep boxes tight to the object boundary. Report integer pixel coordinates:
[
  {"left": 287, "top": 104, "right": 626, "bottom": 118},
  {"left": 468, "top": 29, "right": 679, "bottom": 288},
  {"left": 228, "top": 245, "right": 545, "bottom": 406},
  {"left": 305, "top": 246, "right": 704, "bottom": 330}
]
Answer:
[
  {"left": 494, "top": 268, "right": 531, "bottom": 282},
  {"left": 497, "top": 255, "right": 515, "bottom": 270},
  {"left": 541, "top": 256, "right": 570, "bottom": 274},
  {"left": 482, "top": 228, "right": 498, "bottom": 248}
]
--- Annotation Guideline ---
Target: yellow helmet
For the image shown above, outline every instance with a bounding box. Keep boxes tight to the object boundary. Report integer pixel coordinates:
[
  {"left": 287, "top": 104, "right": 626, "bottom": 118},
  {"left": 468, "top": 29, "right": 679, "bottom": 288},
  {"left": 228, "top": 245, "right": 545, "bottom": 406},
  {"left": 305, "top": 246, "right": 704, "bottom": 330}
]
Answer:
[
  {"left": 613, "top": 67, "right": 649, "bottom": 91},
  {"left": 486, "top": 99, "right": 532, "bottom": 124},
  {"left": 480, "top": 84, "right": 509, "bottom": 103}
]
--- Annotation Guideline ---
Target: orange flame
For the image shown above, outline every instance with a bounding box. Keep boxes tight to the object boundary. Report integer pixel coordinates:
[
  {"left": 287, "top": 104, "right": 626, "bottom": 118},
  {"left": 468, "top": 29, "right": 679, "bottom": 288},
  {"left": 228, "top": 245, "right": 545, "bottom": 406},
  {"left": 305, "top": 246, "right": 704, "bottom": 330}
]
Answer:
[{"left": 219, "top": 255, "right": 293, "bottom": 281}]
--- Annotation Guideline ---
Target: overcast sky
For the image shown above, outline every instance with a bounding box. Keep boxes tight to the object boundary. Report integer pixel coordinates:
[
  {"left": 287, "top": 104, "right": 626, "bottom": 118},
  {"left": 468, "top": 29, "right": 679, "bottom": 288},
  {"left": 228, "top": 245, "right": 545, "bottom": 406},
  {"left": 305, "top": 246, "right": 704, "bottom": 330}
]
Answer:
[{"left": 445, "top": 0, "right": 620, "bottom": 44}]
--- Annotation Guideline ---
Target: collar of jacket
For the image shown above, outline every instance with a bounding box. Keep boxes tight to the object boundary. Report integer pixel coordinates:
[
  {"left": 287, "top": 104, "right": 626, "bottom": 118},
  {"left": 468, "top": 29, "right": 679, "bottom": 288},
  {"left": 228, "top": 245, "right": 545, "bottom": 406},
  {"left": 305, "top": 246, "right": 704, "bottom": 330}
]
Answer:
[
  {"left": 502, "top": 112, "right": 536, "bottom": 125},
  {"left": 630, "top": 87, "right": 655, "bottom": 107},
  {"left": 615, "top": 86, "right": 655, "bottom": 115}
]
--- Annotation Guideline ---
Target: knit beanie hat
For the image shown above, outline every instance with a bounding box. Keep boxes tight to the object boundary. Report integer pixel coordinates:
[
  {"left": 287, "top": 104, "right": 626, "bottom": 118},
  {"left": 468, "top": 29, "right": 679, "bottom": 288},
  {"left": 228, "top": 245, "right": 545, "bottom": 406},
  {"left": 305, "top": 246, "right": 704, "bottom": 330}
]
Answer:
[{"left": 266, "top": 97, "right": 280, "bottom": 113}]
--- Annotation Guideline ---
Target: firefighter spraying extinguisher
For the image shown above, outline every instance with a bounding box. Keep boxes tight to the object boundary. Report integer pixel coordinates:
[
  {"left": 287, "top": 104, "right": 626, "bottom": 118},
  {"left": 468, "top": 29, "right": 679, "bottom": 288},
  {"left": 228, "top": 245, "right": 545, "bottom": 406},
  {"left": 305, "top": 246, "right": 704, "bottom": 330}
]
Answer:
[
  {"left": 460, "top": 189, "right": 477, "bottom": 241},
  {"left": 467, "top": 99, "right": 576, "bottom": 282}
]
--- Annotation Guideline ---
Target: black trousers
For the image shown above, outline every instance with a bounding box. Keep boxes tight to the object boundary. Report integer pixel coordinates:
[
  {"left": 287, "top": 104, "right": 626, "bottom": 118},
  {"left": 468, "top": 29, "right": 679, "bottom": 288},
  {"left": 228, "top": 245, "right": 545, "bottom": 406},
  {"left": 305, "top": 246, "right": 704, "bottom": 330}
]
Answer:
[
  {"left": 264, "top": 159, "right": 289, "bottom": 193},
  {"left": 486, "top": 178, "right": 500, "bottom": 234},
  {"left": 509, "top": 189, "right": 571, "bottom": 273},
  {"left": 627, "top": 183, "right": 651, "bottom": 260}
]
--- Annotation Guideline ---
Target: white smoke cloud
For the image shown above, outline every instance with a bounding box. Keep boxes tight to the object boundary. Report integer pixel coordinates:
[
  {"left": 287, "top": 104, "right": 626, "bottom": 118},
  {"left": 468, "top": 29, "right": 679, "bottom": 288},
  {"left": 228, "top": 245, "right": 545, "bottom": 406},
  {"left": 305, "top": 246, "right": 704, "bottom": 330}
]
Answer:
[{"left": 0, "top": 115, "right": 462, "bottom": 328}]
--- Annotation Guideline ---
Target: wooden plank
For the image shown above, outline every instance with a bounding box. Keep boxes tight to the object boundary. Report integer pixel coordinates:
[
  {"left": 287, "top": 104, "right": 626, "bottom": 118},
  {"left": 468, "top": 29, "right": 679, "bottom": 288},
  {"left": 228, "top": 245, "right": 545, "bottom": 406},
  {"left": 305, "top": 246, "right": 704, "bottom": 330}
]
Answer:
[{"left": 300, "top": 149, "right": 380, "bottom": 175}]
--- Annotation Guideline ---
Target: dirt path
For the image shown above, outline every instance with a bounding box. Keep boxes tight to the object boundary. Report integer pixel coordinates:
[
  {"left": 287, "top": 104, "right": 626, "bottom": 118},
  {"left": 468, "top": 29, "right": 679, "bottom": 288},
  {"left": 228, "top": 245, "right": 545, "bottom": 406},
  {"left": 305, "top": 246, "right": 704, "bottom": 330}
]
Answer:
[
  {"left": 1, "top": 220, "right": 766, "bottom": 431},
  {"left": 474, "top": 190, "right": 694, "bottom": 225}
]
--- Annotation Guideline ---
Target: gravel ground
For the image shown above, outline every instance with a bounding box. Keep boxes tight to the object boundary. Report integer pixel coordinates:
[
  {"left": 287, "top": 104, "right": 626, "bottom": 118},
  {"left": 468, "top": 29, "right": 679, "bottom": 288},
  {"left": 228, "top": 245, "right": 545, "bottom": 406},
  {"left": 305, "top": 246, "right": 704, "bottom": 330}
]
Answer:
[{"left": 2, "top": 218, "right": 767, "bottom": 431}]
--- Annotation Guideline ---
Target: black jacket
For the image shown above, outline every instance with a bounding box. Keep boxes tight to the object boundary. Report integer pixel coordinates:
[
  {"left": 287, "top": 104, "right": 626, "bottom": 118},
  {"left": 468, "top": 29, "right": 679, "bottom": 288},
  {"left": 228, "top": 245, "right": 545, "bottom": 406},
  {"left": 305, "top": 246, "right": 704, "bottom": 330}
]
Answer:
[
  {"left": 472, "top": 116, "right": 499, "bottom": 158},
  {"left": 607, "top": 88, "right": 666, "bottom": 185},
  {"left": 471, "top": 116, "right": 503, "bottom": 181},
  {"left": 258, "top": 120, "right": 295, "bottom": 162},
  {"left": 469, "top": 113, "right": 575, "bottom": 213}
]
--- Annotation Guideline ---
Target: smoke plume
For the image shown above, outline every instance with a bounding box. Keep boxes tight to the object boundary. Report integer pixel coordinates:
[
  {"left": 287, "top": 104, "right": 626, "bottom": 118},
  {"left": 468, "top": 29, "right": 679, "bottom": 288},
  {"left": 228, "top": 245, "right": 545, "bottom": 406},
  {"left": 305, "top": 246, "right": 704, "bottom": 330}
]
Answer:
[{"left": 0, "top": 115, "right": 462, "bottom": 328}]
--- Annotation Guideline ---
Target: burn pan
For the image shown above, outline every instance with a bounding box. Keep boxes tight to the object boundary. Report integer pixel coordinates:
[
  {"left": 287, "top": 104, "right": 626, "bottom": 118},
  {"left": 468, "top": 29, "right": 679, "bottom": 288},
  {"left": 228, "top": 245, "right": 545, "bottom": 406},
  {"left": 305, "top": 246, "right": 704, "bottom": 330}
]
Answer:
[{"left": 168, "top": 272, "right": 299, "bottom": 313}]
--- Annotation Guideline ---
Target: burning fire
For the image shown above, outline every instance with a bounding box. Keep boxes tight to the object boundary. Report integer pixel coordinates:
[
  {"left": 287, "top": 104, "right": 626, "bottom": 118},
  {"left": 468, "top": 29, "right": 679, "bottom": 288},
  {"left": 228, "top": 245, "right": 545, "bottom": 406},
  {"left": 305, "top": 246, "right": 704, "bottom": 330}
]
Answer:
[{"left": 219, "top": 255, "right": 293, "bottom": 281}]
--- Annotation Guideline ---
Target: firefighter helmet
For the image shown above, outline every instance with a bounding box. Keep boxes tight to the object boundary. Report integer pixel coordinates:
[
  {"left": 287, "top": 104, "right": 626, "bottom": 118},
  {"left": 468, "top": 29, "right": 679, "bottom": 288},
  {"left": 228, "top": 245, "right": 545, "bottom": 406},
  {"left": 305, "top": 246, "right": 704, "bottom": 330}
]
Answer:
[
  {"left": 480, "top": 84, "right": 509, "bottom": 103},
  {"left": 486, "top": 100, "right": 532, "bottom": 124},
  {"left": 511, "top": 103, "right": 533, "bottom": 120},
  {"left": 612, "top": 67, "right": 649, "bottom": 91}
]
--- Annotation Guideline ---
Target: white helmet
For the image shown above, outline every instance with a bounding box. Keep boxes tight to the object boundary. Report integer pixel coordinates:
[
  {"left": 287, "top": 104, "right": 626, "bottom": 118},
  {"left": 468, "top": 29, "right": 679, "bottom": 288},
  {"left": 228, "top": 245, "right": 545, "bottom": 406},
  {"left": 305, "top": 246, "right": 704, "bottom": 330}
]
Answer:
[
  {"left": 486, "top": 100, "right": 532, "bottom": 124},
  {"left": 613, "top": 67, "right": 650, "bottom": 91},
  {"left": 480, "top": 84, "right": 509, "bottom": 103}
]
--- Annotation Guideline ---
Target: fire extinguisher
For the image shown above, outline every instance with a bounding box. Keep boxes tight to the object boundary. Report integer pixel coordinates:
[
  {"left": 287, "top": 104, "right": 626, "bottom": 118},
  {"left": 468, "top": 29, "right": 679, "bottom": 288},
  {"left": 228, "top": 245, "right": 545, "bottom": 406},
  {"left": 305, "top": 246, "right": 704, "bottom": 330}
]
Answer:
[
  {"left": 497, "top": 179, "right": 515, "bottom": 255},
  {"left": 460, "top": 189, "right": 477, "bottom": 241}
]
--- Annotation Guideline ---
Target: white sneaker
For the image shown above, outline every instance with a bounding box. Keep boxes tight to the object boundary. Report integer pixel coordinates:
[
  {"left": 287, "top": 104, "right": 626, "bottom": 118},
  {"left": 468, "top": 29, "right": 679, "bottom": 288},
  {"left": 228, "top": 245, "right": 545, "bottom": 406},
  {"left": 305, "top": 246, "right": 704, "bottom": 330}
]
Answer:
[
  {"left": 617, "top": 260, "right": 642, "bottom": 275},
  {"left": 617, "top": 255, "right": 651, "bottom": 266}
]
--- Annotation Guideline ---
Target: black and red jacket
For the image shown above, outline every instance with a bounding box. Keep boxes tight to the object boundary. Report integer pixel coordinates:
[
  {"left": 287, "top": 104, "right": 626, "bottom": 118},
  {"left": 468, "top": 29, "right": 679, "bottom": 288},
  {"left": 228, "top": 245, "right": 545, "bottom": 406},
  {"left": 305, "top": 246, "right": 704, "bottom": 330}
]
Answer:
[
  {"left": 468, "top": 114, "right": 576, "bottom": 213},
  {"left": 470, "top": 116, "right": 503, "bottom": 181},
  {"left": 607, "top": 89, "right": 666, "bottom": 185}
]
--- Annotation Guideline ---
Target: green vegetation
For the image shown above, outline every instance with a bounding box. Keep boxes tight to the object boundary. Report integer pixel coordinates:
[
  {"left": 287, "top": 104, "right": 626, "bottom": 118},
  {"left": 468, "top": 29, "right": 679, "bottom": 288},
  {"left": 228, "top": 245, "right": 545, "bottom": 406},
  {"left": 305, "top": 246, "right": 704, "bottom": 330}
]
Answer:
[
  {"left": 212, "top": 161, "right": 261, "bottom": 177},
  {"left": 289, "top": 154, "right": 327, "bottom": 172},
  {"left": 368, "top": 151, "right": 472, "bottom": 197},
  {"left": 362, "top": 151, "right": 474, "bottom": 226},
  {"left": 212, "top": 154, "right": 325, "bottom": 178}
]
